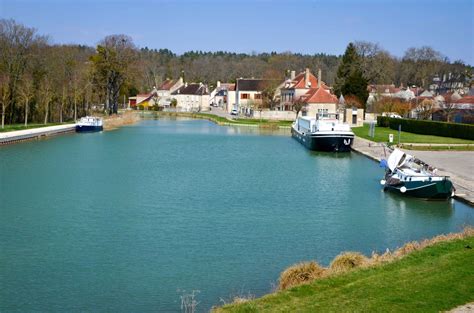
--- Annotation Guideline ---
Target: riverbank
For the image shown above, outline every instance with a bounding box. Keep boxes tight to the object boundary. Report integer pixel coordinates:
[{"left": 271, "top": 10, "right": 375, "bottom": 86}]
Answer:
[
  {"left": 150, "top": 111, "right": 292, "bottom": 128},
  {"left": 215, "top": 228, "right": 474, "bottom": 312},
  {"left": 0, "top": 123, "right": 76, "bottom": 145},
  {"left": 351, "top": 136, "right": 474, "bottom": 206},
  {"left": 103, "top": 110, "right": 141, "bottom": 130},
  {"left": 0, "top": 111, "right": 141, "bottom": 145}
]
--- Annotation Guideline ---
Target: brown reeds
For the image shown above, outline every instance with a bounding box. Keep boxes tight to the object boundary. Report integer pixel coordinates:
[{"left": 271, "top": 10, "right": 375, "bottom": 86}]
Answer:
[
  {"left": 278, "top": 261, "right": 326, "bottom": 290},
  {"left": 329, "top": 252, "right": 368, "bottom": 273}
]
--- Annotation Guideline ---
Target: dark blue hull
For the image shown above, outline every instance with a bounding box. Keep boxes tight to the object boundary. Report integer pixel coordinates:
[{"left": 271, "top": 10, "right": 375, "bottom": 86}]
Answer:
[
  {"left": 291, "top": 127, "right": 354, "bottom": 152},
  {"left": 75, "top": 125, "right": 103, "bottom": 132},
  {"left": 384, "top": 178, "right": 454, "bottom": 200}
]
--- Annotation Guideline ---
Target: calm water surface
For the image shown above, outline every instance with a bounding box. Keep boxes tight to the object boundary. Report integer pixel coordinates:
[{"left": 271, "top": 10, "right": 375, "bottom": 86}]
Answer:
[{"left": 1, "top": 118, "right": 473, "bottom": 312}]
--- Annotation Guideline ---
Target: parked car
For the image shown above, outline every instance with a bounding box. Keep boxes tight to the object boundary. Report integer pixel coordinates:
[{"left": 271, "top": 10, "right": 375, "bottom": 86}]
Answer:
[{"left": 230, "top": 109, "right": 238, "bottom": 116}]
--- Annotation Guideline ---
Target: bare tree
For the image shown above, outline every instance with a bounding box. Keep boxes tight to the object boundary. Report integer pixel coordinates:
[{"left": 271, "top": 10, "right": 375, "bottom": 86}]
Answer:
[
  {"left": 19, "top": 73, "right": 34, "bottom": 126},
  {"left": 292, "top": 98, "right": 306, "bottom": 119},
  {"left": 0, "top": 19, "right": 37, "bottom": 125}
]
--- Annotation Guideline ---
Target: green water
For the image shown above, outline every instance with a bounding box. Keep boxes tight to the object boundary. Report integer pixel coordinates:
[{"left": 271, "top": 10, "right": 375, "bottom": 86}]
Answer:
[{"left": 1, "top": 118, "right": 472, "bottom": 312}]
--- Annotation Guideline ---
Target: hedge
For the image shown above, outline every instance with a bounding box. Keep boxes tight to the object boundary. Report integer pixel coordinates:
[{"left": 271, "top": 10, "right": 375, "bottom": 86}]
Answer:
[{"left": 376, "top": 116, "right": 474, "bottom": 140}]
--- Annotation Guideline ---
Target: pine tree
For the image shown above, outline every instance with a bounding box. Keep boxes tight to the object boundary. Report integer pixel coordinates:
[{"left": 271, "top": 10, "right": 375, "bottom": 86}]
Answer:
[{"left": 334, "top": 43, "right": 368, "bottom": 108}]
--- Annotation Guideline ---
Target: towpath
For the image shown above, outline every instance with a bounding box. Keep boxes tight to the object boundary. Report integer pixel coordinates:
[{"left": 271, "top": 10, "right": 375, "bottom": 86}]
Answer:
[
  {"left": 352, "top": 136, "right": 474, "bottom": 206},
  {"left": 0, "top": 124, "right": 75, "bottom": 145}
]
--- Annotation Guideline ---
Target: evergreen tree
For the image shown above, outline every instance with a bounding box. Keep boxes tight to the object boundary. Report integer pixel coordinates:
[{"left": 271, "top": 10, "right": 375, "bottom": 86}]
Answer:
[{"left": 334, "top": 43, "right": 369, "bottom": 108}]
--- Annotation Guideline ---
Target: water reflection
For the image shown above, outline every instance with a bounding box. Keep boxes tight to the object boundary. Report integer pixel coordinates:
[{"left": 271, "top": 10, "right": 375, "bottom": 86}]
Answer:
[{"left": 383, "top": 190, "right": 455, "bottom": 218}]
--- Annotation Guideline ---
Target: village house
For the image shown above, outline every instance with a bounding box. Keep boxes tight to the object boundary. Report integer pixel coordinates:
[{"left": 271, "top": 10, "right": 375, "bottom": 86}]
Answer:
[
  {"left": 156, "top": 78, "right": 184, "bottom": 107},
  {"left": 279, "top": 68, "right": 324, "bottom": 111},
  {"left": 128, "top": 87, "right": 159, "bottom": 109},
  {"left": 171, "top": 83, "right": 210, "bottom": 112},
  {"left": 299, "top": 86, "right": 338, "bottom": 117},
  {"left": 235, "top": 78, "right": 274, "bottom": 115},
  {"left": 209, "top": 81, "right": 236, "bottom": 113}
]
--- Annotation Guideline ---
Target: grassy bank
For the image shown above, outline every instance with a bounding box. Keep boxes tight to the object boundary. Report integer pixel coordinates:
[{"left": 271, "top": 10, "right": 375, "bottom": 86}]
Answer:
[
  {"left": 352, "top": 124, "right": 474, "bottom": 144},
  {"left": 153, "top": 111, "right": 293, "bottom": 128},
  {"left": 0, "top": 122, "right": 67, "bottom": 132},
  {"left": 215, "top": 230, "right": 474, "bottom": 312}
]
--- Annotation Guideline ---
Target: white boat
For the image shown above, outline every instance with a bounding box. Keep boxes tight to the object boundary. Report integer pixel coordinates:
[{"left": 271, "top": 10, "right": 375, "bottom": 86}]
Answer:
[
  {"left": 75, "top": 116, "right": 103, "bottom": 132},
  {"left": 291, "top": 113, "right": 354, "bottom": 152},
  {"left": 380, "top": 148, "right": 454, "bottom": 199}
]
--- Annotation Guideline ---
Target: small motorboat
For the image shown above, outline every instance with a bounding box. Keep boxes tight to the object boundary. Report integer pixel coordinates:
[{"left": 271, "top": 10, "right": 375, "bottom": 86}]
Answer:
[
  {"left": 76, "top": 116, "right": 103, "bottom": 132},
  {"left": 380, "top": 148, "right": 454, "bottom": 200}
]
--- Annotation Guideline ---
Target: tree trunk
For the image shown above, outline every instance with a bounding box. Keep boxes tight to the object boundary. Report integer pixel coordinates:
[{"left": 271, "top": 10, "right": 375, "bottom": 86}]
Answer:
[
  {"left": 1, "top": 103, "right": 5, "bottom": 129},
  {"left": 74, "top": 97, "right": 77, "bottom": 121},
  {"left": 24, "top": 98, "right": 28, "bottom": 127},
  {"left": 44, "top": 102, "right": 49, "bottom": 125}
]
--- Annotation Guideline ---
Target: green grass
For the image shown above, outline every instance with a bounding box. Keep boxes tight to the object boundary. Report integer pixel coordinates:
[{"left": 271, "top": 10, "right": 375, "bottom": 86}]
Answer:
[
  {"left": 353, "top": 124, "right": 474, "bottom": 144},
  {"left": 155, "top": 112, "right": 293, "bottom": 128},
  {"left": 215, "top": 236, "right": 474, "bottom": 312},
  {"left": 399, "top": 144, "right": 474, "bottom": 151},
  {"left": 0, "top": 122, "right": 68, "bottom": 133}
]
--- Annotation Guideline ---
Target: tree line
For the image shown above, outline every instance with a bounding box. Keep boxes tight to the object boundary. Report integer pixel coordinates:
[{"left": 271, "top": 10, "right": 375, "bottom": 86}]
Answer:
[{"left": 0, "top": 18, "right": 472, "bottom": 127}]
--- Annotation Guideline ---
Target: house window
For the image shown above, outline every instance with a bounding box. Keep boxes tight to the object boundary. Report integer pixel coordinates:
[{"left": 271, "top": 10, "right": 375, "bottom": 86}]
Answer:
[
  {"left": 254, "top": 94, "right": 262, "bottom": 100},
  {"left": 241, "top": 93, "right": 249, "bottom": 99},
  {"left": 318, "top": 109, "right": 329, "bottom": 117}
]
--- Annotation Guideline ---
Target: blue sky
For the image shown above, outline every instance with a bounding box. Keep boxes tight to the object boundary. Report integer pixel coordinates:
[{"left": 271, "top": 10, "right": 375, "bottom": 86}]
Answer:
[{"left": 1, "top": 0, "right": 473, "bottom": 64}]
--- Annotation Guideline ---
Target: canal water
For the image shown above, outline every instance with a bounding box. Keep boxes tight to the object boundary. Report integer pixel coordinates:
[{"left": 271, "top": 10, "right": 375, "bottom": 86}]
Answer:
[{"left": 1, "top": 118, "right": 473, "bottom": 312}]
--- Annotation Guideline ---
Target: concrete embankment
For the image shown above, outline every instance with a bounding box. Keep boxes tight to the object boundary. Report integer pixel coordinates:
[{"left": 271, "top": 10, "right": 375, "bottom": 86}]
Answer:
[
  {"left": 352, "top": 136, "right": 474, "bottom": 206},
  {"left": 0, "top": 124, "right": 75, "bottom": 145}
]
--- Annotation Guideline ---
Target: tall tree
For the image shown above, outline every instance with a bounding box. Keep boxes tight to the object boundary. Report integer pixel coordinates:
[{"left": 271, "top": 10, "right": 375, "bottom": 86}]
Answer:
[
  {"left": 0, "top": 19, "right": 38, "bottom": 126},
  {"left": 91, "top": 35, "right": 136, "bottom": 114},
  {"left": 334, "top": 43, "right": 369, "bottom": 108},
  {"left": 333, "top": 43, "right": 359, "bottom": 96}
]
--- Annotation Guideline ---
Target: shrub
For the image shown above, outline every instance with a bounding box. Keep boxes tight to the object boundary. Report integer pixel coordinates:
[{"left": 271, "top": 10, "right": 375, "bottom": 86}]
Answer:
[
  {"left": 329, "top": 252, "right": 368, "bottom": 273},
  {"left": 389, "top": 118, "right": 474, "bottom": 140},
  {"left": 279, "top": 261, "right": 326, "bottom": 290},
  {"left": 377, "top": 116, "right": 474, "bottom": 140},
  {"left": 138, "top": 104, "right": 145, "bottom": 111},
  {"left": 377, "top": 116, "right": 390, "bottom": 127}
]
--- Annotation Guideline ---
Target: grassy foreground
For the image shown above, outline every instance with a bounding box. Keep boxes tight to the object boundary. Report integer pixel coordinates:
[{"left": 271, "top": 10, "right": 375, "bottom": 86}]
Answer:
[
  {"left": 215, "top": 235, "right": 474, "bottom": 312},
  {"left": 352, "top": 124, "right": 474, "bottom": 144}
]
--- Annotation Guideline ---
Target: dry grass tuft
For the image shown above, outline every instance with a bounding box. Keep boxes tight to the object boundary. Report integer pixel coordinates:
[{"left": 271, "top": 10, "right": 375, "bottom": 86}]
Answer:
[
  {"left": 274, "top": 227, "right": 474, "bottom": 292},
  {"left": 279, "top": 261, "right": 326, "bottom": 290},
  {"left": 329, "top": 252, "right": 368, "bottom": 273}
]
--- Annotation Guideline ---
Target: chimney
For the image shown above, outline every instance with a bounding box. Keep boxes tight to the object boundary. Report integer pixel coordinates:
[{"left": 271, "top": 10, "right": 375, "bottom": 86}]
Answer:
[
  {"left": 290, "top": 70, "right": 296, "bottom": 80},
  {"left": 185, "top": 82, "right": 188, "bottom": 88},
  {"left": 305, "top": 68, "right": 310, "bottom": 88},
  {"left": 217, "top": 80, "right": 221, "bottom": 88},
  {"left": 179, "top": 77, "right": 183, "bottom": 84},
  {"left": 317, "top": 68, "right": 322, "bottom": 88}
]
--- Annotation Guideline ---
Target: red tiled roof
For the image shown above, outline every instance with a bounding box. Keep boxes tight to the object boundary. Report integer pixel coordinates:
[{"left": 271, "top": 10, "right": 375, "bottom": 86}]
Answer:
[
  {"left": 137, "top": 93, "right": 151, "bottom": 97},
  {"left": 454, "top": 96, "right": 474, "bottom": 104},
  {"left": 292, "top": 72, "right": 320, "bottom": 89},
  {"left": 221, "top": 83, "right": 235, "bottom": 91},
  {"left": 300, "top": 87, "right": 338, "bottom": 104},
  {"left": 158, "top": 79, "right": 176, "bottom": 90}
]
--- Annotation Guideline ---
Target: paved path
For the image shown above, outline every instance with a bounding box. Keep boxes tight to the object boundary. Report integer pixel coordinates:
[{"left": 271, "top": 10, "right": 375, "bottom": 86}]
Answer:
[
  {"left": 352, "top": 136, "right": 474, "bottom": 206},
  {"left": 0, "top": 124, "right": 75, "bottom": 145},
  {"left": 208, "top": 106, "right": 233, "bottom": 119}
]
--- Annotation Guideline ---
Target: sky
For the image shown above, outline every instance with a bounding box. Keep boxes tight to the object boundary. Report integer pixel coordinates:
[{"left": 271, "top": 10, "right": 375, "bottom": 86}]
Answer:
[{"left": 1, "top": 0, "right": 473, "bottom": 64}]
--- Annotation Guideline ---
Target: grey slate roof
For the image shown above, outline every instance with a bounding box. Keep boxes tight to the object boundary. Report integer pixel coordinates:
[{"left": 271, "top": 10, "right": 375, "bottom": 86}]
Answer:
[
  {"left": 172, "top": 83, "right": 209, "bottom": 95},
  {"left": 236, "top": 79, "right": 276, "bottom": 91}
]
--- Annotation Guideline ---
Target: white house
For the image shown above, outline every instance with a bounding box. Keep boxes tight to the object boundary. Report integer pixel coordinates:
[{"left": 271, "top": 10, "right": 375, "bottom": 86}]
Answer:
[
  {"left": 235, "top": 78, "right": 275, "bottom": 115},
  {"left": 171, "top": 83, "right": 210, "bottom": 112},
  {"left": 299, "top": 86, "right": 338, "bottom": 117},
  {"left": 209, "top": 81, "right": 236, "bottom": 112},
  {"left": 156, "top": 78, "right": 184, "bottom": 107}
]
